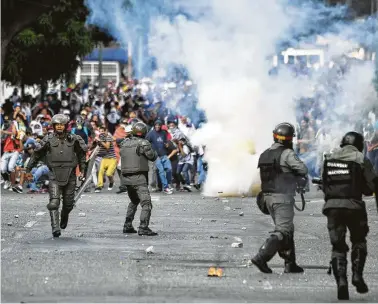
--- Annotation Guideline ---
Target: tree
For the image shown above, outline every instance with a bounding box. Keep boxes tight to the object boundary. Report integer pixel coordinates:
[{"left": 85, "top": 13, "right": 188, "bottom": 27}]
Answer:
[
  {"left": 1, "top": 0, "right": 62, "bottom": 72},
  {"left": 1, "top": 0, "right": 113, "bottom": 87}
]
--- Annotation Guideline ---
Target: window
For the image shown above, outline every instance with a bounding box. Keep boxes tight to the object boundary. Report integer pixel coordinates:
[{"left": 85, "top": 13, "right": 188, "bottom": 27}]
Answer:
[
  {"left": 76, "top": 61, "right": 120, "bottom": 85},
  {"left": 81, "top": 63, "right": 92, "bottom": 74}
]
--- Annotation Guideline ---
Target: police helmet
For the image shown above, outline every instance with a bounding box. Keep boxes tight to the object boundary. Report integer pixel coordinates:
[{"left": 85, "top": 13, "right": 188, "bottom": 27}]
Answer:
[
  {"left": 52, "top": 114, "right": 69, "bottom": 125},
  {"left": 340, "top": 131, "right": 364, "bottom": 152},
  {"left": 273, "top": 122, "right": 295, "bottom": 143},
  {"left": 51, "top": 114, "right": 69, "bottom": 133},
  {"left": 132, "top": 122, "right": 148, "bottom": 138}
]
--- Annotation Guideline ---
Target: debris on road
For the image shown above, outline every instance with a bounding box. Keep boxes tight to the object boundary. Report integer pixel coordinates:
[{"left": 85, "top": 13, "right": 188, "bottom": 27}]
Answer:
[
  {"left": 78, "top": 213, "right": 86, "bottom": 217},
  {"left": 241, "top": 227, "right": 247, "bottom": 230},
  {"left": 208, "top": 267, "right": 223, "bottom": 277},
  {"left": 231, "top": 242, "right": 243, "bottom": 248},
  {"left": 146, "top": 246, "right": 154, "bottom": 254}
]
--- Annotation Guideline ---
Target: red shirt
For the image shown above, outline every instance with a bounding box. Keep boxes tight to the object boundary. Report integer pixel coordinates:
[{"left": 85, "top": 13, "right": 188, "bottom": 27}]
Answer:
[{"left": 3, "top": 136, "right": 21, "bottom": 153}]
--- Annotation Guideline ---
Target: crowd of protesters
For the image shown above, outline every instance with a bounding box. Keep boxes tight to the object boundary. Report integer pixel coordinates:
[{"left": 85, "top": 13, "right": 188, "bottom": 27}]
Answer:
[
  {"left": 1, "top": 58, "right": 378, "bottom": 195},
  {"left": 0, "top": 76, "right": 208, "bottom": 195}
]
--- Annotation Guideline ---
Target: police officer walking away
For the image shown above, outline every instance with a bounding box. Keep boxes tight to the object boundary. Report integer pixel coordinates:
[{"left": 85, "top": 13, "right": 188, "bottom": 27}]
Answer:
[
  {"left": 120, "top": 121, "right": 158, "bottom": 236},
  {"left": 25, "top": 114, "right": 87, "bottom": 237},
  {"left": 320, "top": 131, "right": 377, "bottom": 300},
  {"left": 252, "top": 122, "right": 308, "bottom": 274}
]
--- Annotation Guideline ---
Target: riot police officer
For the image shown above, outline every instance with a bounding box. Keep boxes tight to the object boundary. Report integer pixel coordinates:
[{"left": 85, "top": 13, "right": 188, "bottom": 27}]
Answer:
[
  {"left": 252, "top": 122, "right": 308, "bottom": 274},
  {"left": 321, "top": 131, "right": 377, "bottom": 300},
  {"left": 26, "top": 114, "right": 87, "bottom": 237},
  {"left": 120, "top": 121, "right": 158, "bottom": 236}
]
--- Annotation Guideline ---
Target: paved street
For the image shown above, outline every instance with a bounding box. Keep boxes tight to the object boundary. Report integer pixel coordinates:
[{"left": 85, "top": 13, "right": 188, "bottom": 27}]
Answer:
[{"left": 1, "top": 187, "right": 378, "bottom": 303}]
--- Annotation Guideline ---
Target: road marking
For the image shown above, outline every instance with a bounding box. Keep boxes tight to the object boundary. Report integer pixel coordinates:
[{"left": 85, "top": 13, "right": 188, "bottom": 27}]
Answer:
[
  {"left": 263, "top": 281, "right": 272, "bottom": 290},
  {"left": 24, "top": 221, "right": 37, "bottom": 228},
  {"left": 36, "top": 212, "right": 46, "bottom": 216}
]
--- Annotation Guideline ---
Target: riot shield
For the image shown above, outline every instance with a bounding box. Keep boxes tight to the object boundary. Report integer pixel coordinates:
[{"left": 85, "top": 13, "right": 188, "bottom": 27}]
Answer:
[{"left": 74, "top": 145, "right": 100, "bottom": 206}]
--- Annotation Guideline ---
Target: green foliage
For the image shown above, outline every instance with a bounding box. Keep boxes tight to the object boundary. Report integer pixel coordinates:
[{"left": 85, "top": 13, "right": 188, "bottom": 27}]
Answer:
[{"left": 2, "top": 0, "right": 113, "bottom": 86}]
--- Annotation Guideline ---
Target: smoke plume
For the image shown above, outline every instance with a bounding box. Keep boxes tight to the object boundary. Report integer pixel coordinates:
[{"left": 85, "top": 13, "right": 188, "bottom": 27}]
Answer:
[{"left": 86, "top": 0, "right": 377, "bottom": 196}]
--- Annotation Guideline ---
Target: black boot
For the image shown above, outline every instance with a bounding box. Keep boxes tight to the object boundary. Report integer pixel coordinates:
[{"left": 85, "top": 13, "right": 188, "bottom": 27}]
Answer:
[
  {"left": 117, "top": 188, "right": 127, "bottom": 194},
  {"left": 351, "top": 248, "right": 369, "bottom": 294},
  {"left": 50, "top": 210, "right": 61, "bottom": 237},
  {"left": 138, "top": 227, "right": 158, "bottom": 236},
  {"left": 138, "top": 206, "right": 157, "bottom": 236},
  {"left": 123, "top": 216, "right": 137, "bottom": 233},
  {"left": 123, "top": 226, "right": 137, "bottom": 233},
  {"left": 60, "top": 208, "right": 72, "bottom": 229},
  {"left": 251, "top": 235, "right": 280, "bottom": 273},
  {"left": 331, "top": 257, "right": 349, "bottom": 300},
  {"left": 279, "top": 239, "right": 304, "bottom": 273}
]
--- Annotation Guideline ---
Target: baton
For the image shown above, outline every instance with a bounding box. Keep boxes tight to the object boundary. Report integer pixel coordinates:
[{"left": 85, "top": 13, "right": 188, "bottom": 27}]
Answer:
[{"left": 294, "top": 191, "right": 306, "bottom": 211}]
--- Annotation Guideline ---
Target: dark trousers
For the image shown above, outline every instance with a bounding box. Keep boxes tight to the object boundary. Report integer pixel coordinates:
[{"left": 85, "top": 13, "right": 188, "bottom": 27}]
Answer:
[
  {"left": 325, "top": 208, "right": 369, "bottom": 260},
  {"left": 47, "top": 174, "right": 77, "bottom": 234},
  {"left": 124, "top": 184, "right": 152, "bottom": 230},
  {"left": 47, "top": 177, "right": 77, "bottom": 211}
]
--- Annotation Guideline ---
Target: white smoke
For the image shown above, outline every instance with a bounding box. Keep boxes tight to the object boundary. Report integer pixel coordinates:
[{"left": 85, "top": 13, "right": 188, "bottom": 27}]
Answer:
[
  {"left": 86, "top": 0, "right": 377, "bottom": 196},
  {"left": 149, "top": 1, "right": 317, "bottom": 195}
]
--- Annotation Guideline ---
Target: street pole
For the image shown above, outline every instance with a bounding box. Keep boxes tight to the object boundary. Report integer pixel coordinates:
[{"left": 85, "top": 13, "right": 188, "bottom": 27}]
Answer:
[
  {"left": 127, "top": 41, "right": 133, "bottom": 80},
  {"left": 98, "top": 42, "right": 103, "bottom": 89}
]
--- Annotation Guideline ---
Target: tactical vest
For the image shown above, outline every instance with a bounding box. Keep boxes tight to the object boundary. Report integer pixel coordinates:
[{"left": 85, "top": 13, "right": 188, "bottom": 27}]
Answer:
[
  {"left": 258, "top": 146, "right": 297, "bottom": 194},
  {"left": 120, "top": 137, "right": 149, "bottom": 174},
  {"left": 46, "top": 135, "right": 78, "bottom": 169},
  {"left": 322, "top": 159, "right": 363, "bottom": 200}
]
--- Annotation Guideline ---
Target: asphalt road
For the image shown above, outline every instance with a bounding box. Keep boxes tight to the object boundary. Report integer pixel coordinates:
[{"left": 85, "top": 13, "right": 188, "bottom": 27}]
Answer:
[{"left": 1, "top": 187, "right": 378, "bottom": 303}]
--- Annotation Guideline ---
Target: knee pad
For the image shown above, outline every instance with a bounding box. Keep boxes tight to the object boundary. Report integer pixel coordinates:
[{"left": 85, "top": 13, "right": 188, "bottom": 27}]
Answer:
[
  {"left": 352, "top": 242, "right": 367, "bottom": 253},
  {"left": 270, "top": 231, "right": 285, "bottom": 242},
  {"left": 331, "top": 240, "right": 349, "bottom": 253},
  {"left": 47, "top": 199, "right": 60, "bottom": 210}
]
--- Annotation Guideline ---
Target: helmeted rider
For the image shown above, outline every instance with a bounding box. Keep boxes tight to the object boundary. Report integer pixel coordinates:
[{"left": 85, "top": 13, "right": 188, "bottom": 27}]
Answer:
[{"left": 25, "top": 114, "right": 88, "bottom": 237}]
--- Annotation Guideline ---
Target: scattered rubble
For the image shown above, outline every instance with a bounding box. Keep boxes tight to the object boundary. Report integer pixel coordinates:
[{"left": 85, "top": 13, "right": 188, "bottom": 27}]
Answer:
[
  {"left": 145, "top": 246, "right": 154, "bottom": 254},
  {"left": 231, "top": 242, "right": 243, "bottom": 248}
]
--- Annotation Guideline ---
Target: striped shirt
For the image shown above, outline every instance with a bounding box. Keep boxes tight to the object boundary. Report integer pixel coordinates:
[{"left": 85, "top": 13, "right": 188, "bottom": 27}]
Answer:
[{"left": 97, "top": 133, "right": 116, "bottom": 159}]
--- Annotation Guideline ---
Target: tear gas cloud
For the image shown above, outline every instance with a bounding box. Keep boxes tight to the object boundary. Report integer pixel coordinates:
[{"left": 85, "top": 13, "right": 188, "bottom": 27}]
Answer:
[{"left": 86, "top": 0, "right": 377, "bottom": 196}]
